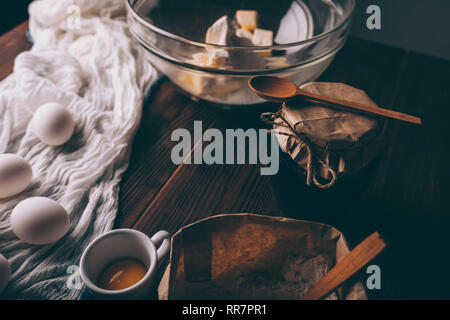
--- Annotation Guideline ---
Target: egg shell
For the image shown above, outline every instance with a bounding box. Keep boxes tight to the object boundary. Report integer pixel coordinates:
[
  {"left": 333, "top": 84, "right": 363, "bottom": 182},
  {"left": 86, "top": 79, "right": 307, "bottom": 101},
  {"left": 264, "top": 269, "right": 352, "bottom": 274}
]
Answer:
[
  {"left": 11, "top": 197, "right": 70, "bottom": 245},
  {"left": 0, "top": 154, "right": 32, "bottom": 199},
  {"left": 0, "top": 253, "right": 10, "bottom": 294},
  {"left": 32, "top": 103, "right": 75, "bottom": 146}
]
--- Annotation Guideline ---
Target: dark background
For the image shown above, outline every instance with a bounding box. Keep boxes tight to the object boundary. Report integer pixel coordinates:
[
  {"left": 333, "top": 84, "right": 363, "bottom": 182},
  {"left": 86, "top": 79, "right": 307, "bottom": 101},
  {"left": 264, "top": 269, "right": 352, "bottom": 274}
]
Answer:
[
  {"left": 1, "top": 0, "right": 450, "bottom": 60},
  {"left": 1, "top": 0, "right": 32, "bottom": 35},
  {"left": 352, "top": 0, "right": 450, "bottom": 60}
]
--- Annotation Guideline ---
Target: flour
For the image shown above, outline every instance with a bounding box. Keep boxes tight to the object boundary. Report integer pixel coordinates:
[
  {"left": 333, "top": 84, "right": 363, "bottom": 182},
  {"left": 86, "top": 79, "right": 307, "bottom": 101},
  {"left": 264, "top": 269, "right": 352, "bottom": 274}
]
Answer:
[{"left": 234, "top": 254, "right": 335, "bottom": 300}]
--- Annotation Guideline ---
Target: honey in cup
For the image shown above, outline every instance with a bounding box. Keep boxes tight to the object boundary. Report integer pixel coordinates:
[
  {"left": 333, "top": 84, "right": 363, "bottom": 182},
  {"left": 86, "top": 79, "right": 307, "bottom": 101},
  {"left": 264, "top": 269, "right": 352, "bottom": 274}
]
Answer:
[{"left": 98, "top": 259, "right": 147, "bottom": 291}]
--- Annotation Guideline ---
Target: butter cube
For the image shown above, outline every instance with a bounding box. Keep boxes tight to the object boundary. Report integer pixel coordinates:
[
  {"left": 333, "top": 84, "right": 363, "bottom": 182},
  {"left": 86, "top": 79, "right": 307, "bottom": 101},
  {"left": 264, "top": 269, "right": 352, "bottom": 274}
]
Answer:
[
  {"left": 265, "top": 56, "right": 289, "bottom": 68},
  {"left": 231, "top": 28, "right": 253, "bottom": 46},
  {"left": 252, "top": 28, "right": 273, "bottom": 57},
  {"left": 191, "top": 50, "right": 230, "bottom": 68},
  {"left": 236, "top": 28, "right": 253, "bottom": 41},
  {"left": 210, "top": 49, "right": 229, "bottom": 68},
  {"left": 179, "top": 73, "right": 239, "bottom": 98},
  {"left": 252, "top": 28, "right": 273, "bottom": 46},
  {"left": 206, "top": 15, "right": 233, "bottom": 45},
  {"left": 180, "top": 73, "right": 208, "bottom": 95},
  {"left": 236, "top": 10, "right": 259, "bottom": 32},
  {"left": 191, "top": 53, "right": 212, "bottom": 66},
  {"left": 208, "top": 79, "right": 241, "bottom": 98}
]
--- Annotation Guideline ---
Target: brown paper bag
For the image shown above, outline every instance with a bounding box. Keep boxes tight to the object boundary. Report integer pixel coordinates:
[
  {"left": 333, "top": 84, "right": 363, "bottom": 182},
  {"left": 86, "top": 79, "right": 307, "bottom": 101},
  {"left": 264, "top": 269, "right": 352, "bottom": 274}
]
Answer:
[{"left": 158, "top": 214, "right": 367, "bottom": 300}]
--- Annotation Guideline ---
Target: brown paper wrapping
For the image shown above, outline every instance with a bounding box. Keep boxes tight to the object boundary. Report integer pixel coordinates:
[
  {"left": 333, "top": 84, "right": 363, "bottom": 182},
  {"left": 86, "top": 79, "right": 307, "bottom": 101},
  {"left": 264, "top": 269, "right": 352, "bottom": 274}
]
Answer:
[
  {"left": 158, "top": 214, "right": 367, "bottom": 300},
  {"left": 272, "top": 82, "right": 384, "bottom": 186}
]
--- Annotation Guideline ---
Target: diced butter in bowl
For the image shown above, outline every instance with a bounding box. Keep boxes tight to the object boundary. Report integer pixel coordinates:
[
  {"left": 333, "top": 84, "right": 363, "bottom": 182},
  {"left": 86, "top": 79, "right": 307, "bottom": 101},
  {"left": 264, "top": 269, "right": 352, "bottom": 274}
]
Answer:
[{"left": 126, "top": 0, "right": 355, "bottom": 106}]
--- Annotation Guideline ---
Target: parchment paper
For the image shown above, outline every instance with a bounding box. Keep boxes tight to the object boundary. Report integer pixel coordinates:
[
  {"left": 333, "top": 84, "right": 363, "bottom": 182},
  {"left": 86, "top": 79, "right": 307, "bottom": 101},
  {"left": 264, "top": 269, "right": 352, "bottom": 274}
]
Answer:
[
  {"left": 158, "top": 214, "right": 367, "bottom": 300},
  {"left": 275, "top": 82, "right": 384, "bottom": 181}
]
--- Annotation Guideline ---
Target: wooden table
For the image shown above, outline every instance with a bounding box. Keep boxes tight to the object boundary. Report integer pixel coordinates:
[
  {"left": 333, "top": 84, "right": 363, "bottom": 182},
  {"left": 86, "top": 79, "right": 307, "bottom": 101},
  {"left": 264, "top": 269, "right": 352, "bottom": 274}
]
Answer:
[{"left": 2, "top": 22, "right": 450, "bottom": 299}]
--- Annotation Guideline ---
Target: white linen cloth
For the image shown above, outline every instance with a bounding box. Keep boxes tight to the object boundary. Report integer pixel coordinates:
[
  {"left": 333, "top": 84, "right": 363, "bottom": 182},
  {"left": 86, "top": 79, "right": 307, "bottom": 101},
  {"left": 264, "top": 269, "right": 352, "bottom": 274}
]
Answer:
[{"left": 0, "top": 0, "right": 156, "bottom": 299}]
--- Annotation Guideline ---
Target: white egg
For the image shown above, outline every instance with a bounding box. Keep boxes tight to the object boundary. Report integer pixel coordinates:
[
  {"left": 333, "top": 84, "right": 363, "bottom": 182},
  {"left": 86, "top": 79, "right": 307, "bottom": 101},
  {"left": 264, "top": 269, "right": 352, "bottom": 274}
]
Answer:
[
  {"left": 0, "top": 154, "right": 33, "bottom": 199},
  {"left": 0, "top": 253, "right": 10, "bottom": 294},
  {"left": 31, "top": 103, "right": 75, "bottom": 146},
  {"left": 11, "top": 197, "right": 70, "bottom": 245}
]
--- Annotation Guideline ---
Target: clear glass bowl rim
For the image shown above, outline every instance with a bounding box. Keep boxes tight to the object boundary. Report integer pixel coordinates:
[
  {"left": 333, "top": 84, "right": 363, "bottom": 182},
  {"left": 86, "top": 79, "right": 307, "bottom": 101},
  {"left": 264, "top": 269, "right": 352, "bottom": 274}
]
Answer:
[{"left": 126, "top": 0, "right": 356, "bottom": 50}]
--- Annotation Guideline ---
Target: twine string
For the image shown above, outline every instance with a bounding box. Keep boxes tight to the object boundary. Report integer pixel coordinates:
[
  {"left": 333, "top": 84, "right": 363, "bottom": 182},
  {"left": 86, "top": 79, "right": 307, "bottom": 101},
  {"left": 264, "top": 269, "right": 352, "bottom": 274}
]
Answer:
[{"left": 261, "top": 111, "right": 337, "bottom": 189}]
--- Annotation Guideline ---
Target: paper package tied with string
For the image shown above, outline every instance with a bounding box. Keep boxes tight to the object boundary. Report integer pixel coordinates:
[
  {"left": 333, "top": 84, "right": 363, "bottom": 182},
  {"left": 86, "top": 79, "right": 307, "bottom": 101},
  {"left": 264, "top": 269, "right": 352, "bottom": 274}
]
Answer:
[
  {"left": 262, "top": 82, "right": 384, "bottom": 189},
  {"left": 157, "top": 214, "right": 367, "bottom": 300}
]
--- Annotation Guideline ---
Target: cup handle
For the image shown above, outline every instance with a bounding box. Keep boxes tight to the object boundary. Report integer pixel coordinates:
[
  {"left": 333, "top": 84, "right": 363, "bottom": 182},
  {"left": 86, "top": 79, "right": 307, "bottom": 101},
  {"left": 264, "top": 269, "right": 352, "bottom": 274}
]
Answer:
[{"left": 150, "top": 230, "right": 171, "bottom": 266}]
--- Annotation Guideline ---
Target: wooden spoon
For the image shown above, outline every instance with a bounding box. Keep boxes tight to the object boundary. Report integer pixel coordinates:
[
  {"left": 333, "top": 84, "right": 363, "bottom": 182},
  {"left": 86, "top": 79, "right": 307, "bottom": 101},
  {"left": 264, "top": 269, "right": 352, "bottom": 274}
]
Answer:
[
  {"left": 301, "top": 231, "right": 386, "bottom": 300},
  {"left": 248, "top": 76, "right": 422, "bottom": 125}
]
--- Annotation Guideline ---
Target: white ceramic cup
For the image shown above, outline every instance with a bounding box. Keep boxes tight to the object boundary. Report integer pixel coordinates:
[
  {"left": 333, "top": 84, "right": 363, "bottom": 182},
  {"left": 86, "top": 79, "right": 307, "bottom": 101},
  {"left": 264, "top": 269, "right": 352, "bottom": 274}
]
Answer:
[{"left": 80, "top": 229, "right": 170, "bottom": 299}]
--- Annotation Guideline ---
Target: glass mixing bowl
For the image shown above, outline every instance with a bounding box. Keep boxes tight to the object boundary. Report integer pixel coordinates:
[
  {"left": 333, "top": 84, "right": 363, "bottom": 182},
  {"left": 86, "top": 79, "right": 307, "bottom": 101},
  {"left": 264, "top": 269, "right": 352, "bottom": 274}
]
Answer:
[{"left": 126, "top": 0, "right": 355, "bottom": 106}]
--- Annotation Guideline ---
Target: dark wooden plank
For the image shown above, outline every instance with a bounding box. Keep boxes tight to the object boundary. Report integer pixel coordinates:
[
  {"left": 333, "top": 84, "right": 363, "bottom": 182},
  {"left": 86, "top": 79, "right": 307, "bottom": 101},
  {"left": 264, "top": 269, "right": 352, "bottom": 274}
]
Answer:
[
  {"left": 0, "top": 21, "right": 30, "bottom": 81},
  {"left": 133, "top": 162, "right": 281, "bottom": 235},
  {"left": 343, "top": 52, "right": 450, "bottom": 299},
  {"left": 115, "top": 82, "right": 223, "bottom": 228},
  {"left": 319, "top": 37, "right": 409, "bottom": 108},
  {"left": 374, "top": 52, "right": 450, "bottom": 212},
  {"left": 133, "top": 38, "right": 409, "bottom": 236},
  {"left": 132, "top": 105, "right": 283, "bottom": 235}
]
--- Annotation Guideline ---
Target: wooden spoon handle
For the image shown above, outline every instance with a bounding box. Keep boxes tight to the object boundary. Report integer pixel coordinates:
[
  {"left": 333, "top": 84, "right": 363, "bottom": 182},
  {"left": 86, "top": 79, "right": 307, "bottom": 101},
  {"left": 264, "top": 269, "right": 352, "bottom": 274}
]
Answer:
[
  {"left": 296, "top": 88, "right": 422, "bottom": 125},
  {"left": 301, "top": 231, "right": 386, "bottom": 300}
]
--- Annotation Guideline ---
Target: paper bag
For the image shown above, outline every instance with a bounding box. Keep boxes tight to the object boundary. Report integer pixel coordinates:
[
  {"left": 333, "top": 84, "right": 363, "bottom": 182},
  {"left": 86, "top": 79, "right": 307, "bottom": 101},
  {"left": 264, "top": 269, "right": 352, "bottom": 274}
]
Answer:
[{"left": 158, "top": 214, "right": 367, "bottom": 300}]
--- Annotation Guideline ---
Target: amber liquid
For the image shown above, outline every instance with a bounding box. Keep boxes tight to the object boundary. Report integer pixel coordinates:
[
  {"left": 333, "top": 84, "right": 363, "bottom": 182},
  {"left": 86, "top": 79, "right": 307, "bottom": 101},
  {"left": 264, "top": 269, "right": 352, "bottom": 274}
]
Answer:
[{"left": 98, "top": 259, "right": 147, "bottom": 291}]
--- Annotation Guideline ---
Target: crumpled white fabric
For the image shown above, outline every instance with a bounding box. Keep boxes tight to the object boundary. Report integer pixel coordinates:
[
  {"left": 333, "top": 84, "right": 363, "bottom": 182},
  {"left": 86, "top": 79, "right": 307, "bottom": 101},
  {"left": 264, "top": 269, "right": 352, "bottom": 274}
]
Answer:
[{"left": 0, "top": 0, "right": 156, "bottom": 299}]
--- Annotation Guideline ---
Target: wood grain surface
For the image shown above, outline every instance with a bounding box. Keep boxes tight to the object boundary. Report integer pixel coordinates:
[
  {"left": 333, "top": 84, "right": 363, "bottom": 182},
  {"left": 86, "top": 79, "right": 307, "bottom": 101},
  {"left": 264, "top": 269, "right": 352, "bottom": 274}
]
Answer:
[
  {"left": 0, "top": 22, "right": 30, "bottom": 81},
  {"left": 1, "top": 23, "right": 449, "bottom": 299}
]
